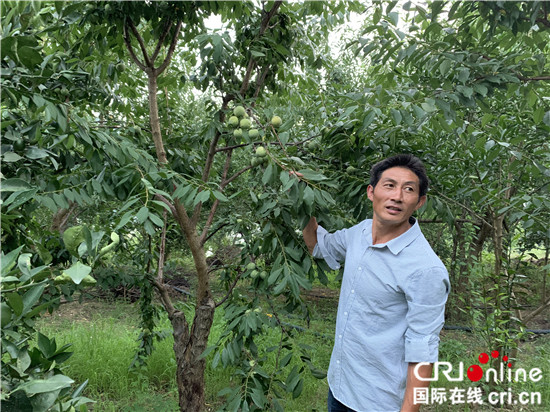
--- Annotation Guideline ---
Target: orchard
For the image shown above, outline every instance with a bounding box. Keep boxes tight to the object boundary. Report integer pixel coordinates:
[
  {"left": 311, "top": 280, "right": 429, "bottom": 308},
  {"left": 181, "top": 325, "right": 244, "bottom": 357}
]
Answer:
[{"left": 1, "top": 1, "right": 549, "bottom": 411}]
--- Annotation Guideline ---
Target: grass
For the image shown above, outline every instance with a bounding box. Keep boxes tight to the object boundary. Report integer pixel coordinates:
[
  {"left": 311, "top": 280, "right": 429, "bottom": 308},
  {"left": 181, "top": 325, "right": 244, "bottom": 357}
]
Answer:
[{"left": 37, "top": 288, "right": 549, "bottom": 412}]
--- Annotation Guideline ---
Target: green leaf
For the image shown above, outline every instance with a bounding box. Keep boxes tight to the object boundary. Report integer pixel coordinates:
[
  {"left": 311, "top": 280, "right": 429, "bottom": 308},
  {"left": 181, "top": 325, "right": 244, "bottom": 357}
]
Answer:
[
  {"left": 533, "top": 106, "right": 544, "bottom": 124},
  {"left": 37, "top": 333, "right": 54, "bottom": 358},
  {"left": 420, "top": 99, "right": 437, "bottom": 113},
  {"left": 25, "top": 147, "right": 49, "bottom": 160},
  {"left": 136, "top": 206, "right": 149, "bottom": 224},
  {"left": 303, "top": 186, "right": 314, "bottom": 207},
  {"left": 543, "top": 111, "right": 550, "bottom": 127},
  {"left": 1, "top": 246, "right": 24, "bottom": 275},
  {"left": 262, "top": 162, "right": 274, "bottom": 185},
  {"left": 18, "top": 374, "right": 74, "bottom": 395},
  {"left": 456, "top": 85, "right": 473, "bottom": 98},
  {"left": 439, "top": 60, "right": 451, "bottom": 76},
  {"left": 62, "top": 262, "right": 92, "bottom": 285},
  {"left": 18, "top": 46, "right": 43, "bottom": 68},
  {"left": 2, "top": 152, "right": 23, "bottom": 162},
  {"left": 0, "top": 178, "right": 32, "bottom": 192},
  {"left": 296, "top": 169, "right": 328, "bottom": 181},
  {"left": 193, "top": 189, "right": 211, "bottom": 206},
  {"left": 390, "top": 109, "right": 402, "bottom": 125},
  {"left": 22, "top": 283, "right": 47, "bottom": 314},
  {"left": 212, "top": 190, "right": 228, "bottom": 202},
  {"left": 6, "top": 292, "right": 24, "bottom": 316}
]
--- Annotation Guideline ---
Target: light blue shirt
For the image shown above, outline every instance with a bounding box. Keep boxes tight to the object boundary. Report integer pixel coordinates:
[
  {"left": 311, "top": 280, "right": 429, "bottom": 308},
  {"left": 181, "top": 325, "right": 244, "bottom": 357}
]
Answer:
[{"left": 314, "top": 218, "right": 450, "bottom": 412}]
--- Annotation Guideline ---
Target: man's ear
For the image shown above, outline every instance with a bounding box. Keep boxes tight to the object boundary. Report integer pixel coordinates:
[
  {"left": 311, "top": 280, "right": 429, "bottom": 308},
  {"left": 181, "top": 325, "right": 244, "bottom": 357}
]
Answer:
[
  {"left": 415, "top": 195, "right": 427, "bottom": 211},
  {"left": 367, "top": 185, "right": 374, "bottom": 202}
]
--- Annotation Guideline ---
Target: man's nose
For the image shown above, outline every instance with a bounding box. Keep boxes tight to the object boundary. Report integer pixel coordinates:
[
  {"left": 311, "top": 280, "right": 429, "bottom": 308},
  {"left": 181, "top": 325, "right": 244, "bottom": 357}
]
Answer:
[{"left": 390, "top": 188, "right": 403, "bottom": 202}]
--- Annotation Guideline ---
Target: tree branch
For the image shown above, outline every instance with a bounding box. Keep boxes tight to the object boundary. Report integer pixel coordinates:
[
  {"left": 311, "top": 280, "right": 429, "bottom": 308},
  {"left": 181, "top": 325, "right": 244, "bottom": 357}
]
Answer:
[
  {"left": 191, "top": 95, "right": 231, "bottom": 227},
  {"left": 126, "top": 17, "right": 152, "bottom": 68},
  {"left": 156, "top": 20, "right": 183, "bottom": 76},
  {"left": 518, "top": 75, "right": 550, "bottom": 82},
  {"left": 239, "top": 1, "right": 283, "bottom": 97},
  {"left": 154, "top": 194, "right": 177, "bottom": 217},
  {"left": 215, "top": 271, "right": 244, "bottom": 308},
  {"left": 151, "top": 17, "right": 173, "bottom": 63},
  {"left": 123, "top": 22, "right": 148, "bottom": 71},
  {"left": 253, "top": 66, "right": 270, "bottom": 99},
  {"left": 224, "top": 164, "right": 255, "bottom": 187},
  {"left": 432, "top": 189, "right": 493, "bottom": 228},
  {"left": 199, "top": 149, "right": 233, "bottom": 245},
  {"left": 522, "top": 297, "right": 550, "bottom": 324}
]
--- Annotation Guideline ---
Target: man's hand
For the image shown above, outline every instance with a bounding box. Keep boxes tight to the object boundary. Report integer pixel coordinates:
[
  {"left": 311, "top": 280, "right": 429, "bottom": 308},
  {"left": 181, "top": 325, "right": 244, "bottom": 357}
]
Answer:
[
  {"left": 401, "top": 363, "right": 432, "bottom": 412},
  {"left": 302, "top": 217, "right": 318, "bottom": 254}
]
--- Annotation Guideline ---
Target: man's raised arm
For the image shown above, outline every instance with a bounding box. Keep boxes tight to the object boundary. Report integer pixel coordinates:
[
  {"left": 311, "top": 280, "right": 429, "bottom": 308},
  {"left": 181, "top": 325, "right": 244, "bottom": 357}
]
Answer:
[{"left": 302, "top": 217, "right": 318, "bottom": 254}]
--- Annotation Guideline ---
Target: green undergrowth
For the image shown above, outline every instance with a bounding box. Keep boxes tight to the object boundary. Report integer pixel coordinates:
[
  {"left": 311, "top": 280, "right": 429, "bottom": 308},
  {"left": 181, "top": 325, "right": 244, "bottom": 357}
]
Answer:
[{"left": 36, "top": 297, "right": 548, "bottom": 412}]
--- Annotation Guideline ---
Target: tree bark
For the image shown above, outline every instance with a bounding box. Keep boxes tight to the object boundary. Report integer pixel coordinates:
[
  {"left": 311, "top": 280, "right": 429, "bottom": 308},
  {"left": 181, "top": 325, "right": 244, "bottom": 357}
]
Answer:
[{"left": 171, "top": 299, "right": 215, "bottom": 412}]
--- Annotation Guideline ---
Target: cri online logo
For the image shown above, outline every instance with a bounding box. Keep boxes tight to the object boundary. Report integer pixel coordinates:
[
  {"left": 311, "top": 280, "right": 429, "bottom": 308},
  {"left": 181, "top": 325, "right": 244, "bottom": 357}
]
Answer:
[{"left": 414, "top": 350, "right": 543, "bottom": 383}]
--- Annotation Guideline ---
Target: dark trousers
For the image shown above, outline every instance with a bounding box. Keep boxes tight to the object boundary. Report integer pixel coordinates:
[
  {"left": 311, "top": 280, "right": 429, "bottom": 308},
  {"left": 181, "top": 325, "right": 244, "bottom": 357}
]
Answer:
[{"left": 328, "top": 388, "right": 356, "bottom": 412}]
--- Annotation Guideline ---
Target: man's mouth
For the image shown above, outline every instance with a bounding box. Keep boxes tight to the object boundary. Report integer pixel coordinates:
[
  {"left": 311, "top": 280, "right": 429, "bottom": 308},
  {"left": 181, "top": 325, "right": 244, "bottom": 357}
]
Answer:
[{"left": 386, "top": 205, "right": 402, "bottom": 213}]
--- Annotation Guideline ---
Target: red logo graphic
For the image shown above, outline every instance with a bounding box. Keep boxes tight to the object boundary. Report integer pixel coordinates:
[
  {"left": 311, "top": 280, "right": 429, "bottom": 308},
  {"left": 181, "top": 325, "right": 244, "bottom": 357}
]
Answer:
[{"left": 467, "top": 350, "right": 513, "bottom": 382}]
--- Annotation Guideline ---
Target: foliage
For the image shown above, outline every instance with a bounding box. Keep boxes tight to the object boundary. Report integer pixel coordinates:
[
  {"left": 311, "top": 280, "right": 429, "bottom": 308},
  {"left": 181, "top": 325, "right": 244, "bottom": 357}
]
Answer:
[
  {"left": 2, "top": 1, "right": 549, "bottom": 411},
  {"left": 0, "top": 248, "right": 93, "bottom": 411}
]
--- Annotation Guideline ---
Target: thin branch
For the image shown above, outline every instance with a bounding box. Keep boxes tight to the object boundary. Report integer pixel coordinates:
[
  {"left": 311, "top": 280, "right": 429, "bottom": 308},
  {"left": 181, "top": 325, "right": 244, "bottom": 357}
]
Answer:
[
  {"left": 240, "top": 58, "right": 257, "bottom": 97},
  {"left": 151, "top": 17, "right": 173, "bottom": 63},
  {"left": 157, "top": 209, "right": 168, "bottom": 283},
  {"left": 223, "top": 164, "right": 255, "bottom": 187},
  {"left": 199, "top": 199, "right": 220, "bottom": 247},
  {"left": 253, "top": 66, "right": 270, "bottom": 100},
  {"left": 154, "top": 279, "right": 176, "bottom": 317},
  {"left": 518, "top": 75, "right": 550, "bottom": 82},
  {"left": 123, "top": 23, "right": 148, "bottom": 71},
  {"left": 215, "top": 271, "right": 244, "bottom": 308},
  {"left": 200, "top": 149, "right": 233, "bottom": 245},
  {"left": 204, "top": 222, "right": 230, "bottom": 245},
  {"left": 126, "top": 17, "right": 152, "bottom": 68},
  {"left": 156, "top": 20, "right": 183, "bottom": 76},
  {"left": 153, "top": 209, "right": 176, "bottom": 316},
  {"left": 216, "top": 142, "right": 250, "bottom": 152},
  {"left": 239, "top": 1, "right": 282, "bottom": 97},
  {"left": 522, "top": 297, "right": 550, "bottom": 324},
  {"left": 432, "top": 189, "right": 493, "bottom": 228},
  {"left": 154, "top": 193, "right": 177, "bottom": 217}
]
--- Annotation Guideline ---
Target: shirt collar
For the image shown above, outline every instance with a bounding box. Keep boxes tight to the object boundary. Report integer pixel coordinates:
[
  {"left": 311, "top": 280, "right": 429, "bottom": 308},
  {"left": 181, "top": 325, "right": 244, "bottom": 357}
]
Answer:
[{"left": 365, "top": 217, "right": 421, "bottom": 255}]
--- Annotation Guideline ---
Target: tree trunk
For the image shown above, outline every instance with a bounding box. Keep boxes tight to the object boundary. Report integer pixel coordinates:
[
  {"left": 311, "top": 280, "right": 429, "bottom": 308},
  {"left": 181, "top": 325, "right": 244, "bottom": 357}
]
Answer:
[{"left": 171, "top": 299, "right": 215, "bottom": 412}]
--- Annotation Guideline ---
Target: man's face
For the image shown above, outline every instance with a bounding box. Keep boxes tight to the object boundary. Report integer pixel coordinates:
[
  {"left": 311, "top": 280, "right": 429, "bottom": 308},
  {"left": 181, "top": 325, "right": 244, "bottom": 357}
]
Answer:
[{"left": 367, "top": 166, "right": 426, "bottom": 229}]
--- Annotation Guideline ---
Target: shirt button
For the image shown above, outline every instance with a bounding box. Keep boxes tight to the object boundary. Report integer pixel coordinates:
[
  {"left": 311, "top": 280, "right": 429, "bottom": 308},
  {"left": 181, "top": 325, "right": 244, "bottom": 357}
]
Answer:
[
  {"left": 337, "top": 360, "right": 340, "bottom": 364},
  {"left": 344, "top": 312, "right": 348, "bottom": 316},
  {"left": 358, "top": 267, "right": 362, "bottom": 270},
  {"left": 339, "top": 335, "right": 342, "bottom": 339},
  {"left": 351, "top": 290, "right": 355, "bottom": 293}
]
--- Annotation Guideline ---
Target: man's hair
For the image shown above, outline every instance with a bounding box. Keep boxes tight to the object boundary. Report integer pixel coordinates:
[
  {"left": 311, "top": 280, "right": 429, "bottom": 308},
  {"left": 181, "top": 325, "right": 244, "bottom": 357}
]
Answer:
[{"left": 369, "top": 154, "right": 429, "bottom": 197}]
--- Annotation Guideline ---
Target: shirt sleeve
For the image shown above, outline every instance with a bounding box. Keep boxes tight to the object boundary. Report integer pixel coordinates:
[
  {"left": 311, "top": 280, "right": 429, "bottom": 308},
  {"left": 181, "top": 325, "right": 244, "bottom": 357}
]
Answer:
[
  {"left": 403, "top": 267, "right": 450, "bottom": 363},
  {"left": 313, "top": 225, "right": 347, "bottom": 270}
]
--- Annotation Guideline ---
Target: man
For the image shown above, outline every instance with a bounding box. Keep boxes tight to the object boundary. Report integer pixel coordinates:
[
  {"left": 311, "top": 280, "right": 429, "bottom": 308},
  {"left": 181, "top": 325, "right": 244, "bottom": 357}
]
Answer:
[{"left": 302, "top": 154, "right": 450, "bottom": 412}]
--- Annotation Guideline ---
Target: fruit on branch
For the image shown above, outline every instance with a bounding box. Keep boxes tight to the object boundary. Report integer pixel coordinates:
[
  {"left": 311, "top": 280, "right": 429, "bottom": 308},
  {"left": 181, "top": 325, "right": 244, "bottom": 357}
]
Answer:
[
  {"left": 249, "top": 128, "right": 259, "bottom": 138},
  {"left": 234, "top": 106, "right": 246, "bottom": 117},
  {"left": 228, "top": 116, "right": 239, "bottom": 127},
  {"left": 240, "top": 118, "right": 251, "bottom": 129},
  {"left": 271, "top": 115, "right": 282, "bottom": 128},
  {"left": 13, "top": 139, "right": 26, "bottom": 153}
]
